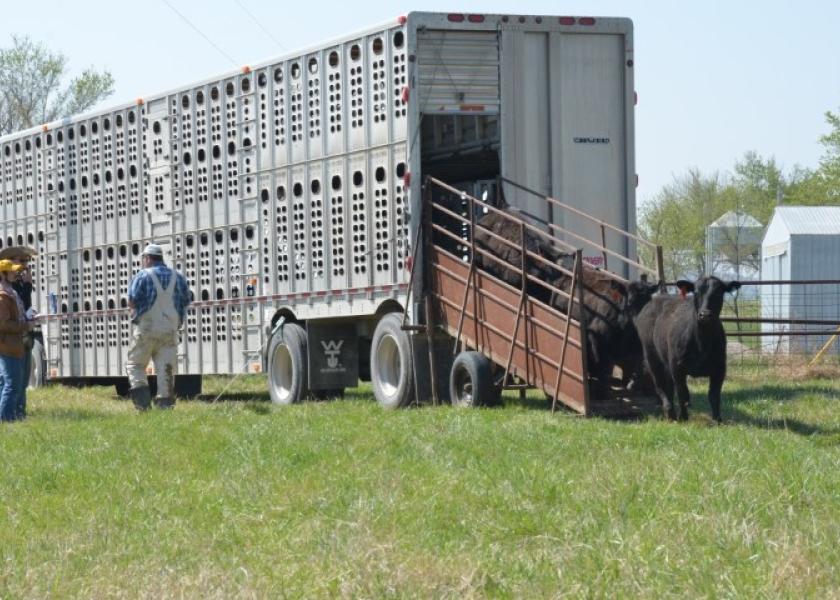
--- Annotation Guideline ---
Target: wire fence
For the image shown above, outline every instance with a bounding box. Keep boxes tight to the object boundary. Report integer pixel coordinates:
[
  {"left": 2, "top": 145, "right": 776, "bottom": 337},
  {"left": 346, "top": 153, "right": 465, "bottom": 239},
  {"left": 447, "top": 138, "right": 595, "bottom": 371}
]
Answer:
[{"left": 720, "top": 280, "right": 840, "bottom": 367}]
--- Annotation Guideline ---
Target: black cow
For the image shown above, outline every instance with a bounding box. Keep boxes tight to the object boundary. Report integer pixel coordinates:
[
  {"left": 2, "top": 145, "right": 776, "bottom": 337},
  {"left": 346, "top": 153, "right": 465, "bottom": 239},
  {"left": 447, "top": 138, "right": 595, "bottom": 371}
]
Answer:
[
  {"left": 551, "top": 274, "right": 658, "bottom": 390},
  {"left": 633, "top": 276, "right": 741, "bottom": 421}
]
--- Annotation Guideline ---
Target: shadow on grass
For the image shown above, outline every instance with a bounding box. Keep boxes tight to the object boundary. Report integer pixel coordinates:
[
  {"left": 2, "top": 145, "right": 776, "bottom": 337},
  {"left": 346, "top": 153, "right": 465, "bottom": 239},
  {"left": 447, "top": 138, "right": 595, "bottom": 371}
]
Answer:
[{"left": 723, "top": 384, "right": 840, "bottom": 405}]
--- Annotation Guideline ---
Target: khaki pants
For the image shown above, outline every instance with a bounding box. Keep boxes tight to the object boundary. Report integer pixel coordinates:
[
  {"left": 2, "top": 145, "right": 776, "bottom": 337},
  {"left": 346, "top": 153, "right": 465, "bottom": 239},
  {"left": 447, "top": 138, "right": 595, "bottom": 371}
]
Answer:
[{"left": 126, "top": 325, "right": 178, "bottom": 398}]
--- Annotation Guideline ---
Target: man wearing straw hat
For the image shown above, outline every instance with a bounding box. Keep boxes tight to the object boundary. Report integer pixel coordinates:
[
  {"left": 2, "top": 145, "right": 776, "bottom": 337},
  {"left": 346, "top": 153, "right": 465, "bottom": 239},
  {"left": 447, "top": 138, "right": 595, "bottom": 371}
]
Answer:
[
  {"left": 125, "top": 243, "right": 191, "bottom": 411},
  {"left": 0, "top": 246, "right": 39, "bottom": 419},
  {"left": 0, "top": 259, "right": 30, "bottom": 422}
]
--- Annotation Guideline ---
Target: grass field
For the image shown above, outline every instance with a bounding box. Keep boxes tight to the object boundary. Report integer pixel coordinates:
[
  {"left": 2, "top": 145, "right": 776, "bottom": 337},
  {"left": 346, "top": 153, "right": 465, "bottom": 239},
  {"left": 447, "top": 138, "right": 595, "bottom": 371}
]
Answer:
[{"left": 1, "top": 368, "right": 839, "bottom": 598}]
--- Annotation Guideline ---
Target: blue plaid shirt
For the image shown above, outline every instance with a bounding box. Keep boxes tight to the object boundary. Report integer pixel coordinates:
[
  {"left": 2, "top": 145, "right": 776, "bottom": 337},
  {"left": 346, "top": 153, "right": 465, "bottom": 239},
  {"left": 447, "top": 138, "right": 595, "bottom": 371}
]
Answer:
[{"left": 127, "top": 264, "right": 192, "bottom": 324}]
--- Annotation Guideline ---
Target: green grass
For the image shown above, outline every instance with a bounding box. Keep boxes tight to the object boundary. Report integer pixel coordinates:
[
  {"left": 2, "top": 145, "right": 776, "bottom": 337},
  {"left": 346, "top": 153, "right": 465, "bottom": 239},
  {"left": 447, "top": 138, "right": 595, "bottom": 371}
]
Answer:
[{"left": 1, "top": 370, "right": 840, "bottom": 598}]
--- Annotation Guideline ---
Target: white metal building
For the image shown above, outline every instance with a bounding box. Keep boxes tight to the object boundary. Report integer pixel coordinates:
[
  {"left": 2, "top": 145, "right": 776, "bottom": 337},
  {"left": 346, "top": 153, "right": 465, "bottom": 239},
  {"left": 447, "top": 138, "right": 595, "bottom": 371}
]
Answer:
[{"left": 761, "top": 206, "right": 840, "bottom": 354}]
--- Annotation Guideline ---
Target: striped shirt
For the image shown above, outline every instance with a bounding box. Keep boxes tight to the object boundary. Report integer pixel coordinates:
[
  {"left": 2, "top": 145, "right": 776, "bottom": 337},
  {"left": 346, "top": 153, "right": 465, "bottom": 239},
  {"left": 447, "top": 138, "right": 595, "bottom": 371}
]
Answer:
[{"left": 127, "top": 264, "right": 192, "bottom": 324}]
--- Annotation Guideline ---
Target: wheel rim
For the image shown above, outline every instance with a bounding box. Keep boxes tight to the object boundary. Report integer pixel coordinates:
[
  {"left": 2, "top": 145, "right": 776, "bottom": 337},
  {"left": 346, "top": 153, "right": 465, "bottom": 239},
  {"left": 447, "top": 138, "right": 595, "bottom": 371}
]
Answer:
[
  {"left": 271, "top": 344, "right": 294, "bottom": 402},
  {"left": 376, "top": 333, "right": 401, "bottom": 398},
  {"left": 453, "top": 364, "right": 474, "bottom": 406}
]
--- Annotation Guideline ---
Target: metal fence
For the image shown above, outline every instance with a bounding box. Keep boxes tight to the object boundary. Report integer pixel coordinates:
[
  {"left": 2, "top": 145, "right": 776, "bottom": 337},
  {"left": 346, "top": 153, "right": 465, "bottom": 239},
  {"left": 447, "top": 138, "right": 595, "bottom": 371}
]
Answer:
[{"left": 719, "top": 279, "right": 840, "bottom": 366}]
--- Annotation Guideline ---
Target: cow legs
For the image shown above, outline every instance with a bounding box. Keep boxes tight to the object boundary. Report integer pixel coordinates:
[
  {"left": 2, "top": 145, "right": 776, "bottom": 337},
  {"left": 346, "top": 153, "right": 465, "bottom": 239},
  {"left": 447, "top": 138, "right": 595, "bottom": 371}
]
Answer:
[
  {"left": 646, "top": 357, "right": 675, "bottom": 420},
  {"left": 674, "top": 369, "right": 691, "bottom": 421},
  {"left": 708, "top": 370, "right": 725, "bottom": 423}
]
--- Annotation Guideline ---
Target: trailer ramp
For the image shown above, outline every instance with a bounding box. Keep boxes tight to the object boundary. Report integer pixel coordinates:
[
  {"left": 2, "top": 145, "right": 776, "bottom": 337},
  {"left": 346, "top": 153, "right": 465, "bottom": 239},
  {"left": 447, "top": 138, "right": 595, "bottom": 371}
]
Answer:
[{"left": 422, "top": 176, "right": 662, "bottom": 416}]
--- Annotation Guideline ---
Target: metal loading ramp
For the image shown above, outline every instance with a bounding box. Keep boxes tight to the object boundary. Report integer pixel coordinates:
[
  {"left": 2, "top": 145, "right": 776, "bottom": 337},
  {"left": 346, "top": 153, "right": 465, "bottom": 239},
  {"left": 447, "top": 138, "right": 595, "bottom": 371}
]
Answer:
[{"left": 420, "top": 176, "right": 664, "bottom": 416}]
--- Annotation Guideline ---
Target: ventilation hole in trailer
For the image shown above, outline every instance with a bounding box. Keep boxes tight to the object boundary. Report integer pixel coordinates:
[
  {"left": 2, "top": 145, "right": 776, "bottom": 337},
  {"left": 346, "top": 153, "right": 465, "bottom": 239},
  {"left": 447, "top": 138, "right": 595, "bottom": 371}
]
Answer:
[
  {"left": 329, "top": 51, "right": 339, "bottom": 67},
  {"left": 27, "top": 233, "right": 34, "bottom": 244},
  {"left": 291, "top": 62, "right": 301, "bottom": 79},
  {"left": 200, "top": 233, "right": 208, "bottom": 246},
  {"left": 130, "top": 165, "right": 137, "bottom": 178},
  {"left": 198, "top": 148, "right": 206, "bottom": 162},
  {"left": 394, "top": 31, "right": 404, "bottom": 48},
  {"left": 25, "top": 140, "right": 32, "bottom": 151},
  {"left": 132, "top": 243, "right": 139, "bottom": 256},
  {"left": 311, "top": 179, "right": 321, "bottom": 194},
  {"left": 80, "top": 175, "right": 88, "bottom": 188},
  {"left": 211, "top": 87, "right": 219, "bottom": 101},
  {"left": 115, "top": 115, "right": 123, "bottom": 127},
  {"left": 68, "top": 127, "right": 74, "bottom": 140},
  {"left": 277, "top": 185, "right": 286, "bottom": 200},
  {"left": 350, "top": 44, "right": 361, "bottom": 61},
  {"left": 153, "top": 121, "right": 161, "bottom": 135},
  {"left": 332, "top": 175, "right": 341, "bottom": 190},
  {"left": 257, "top": 73, "right": 267, "bottom": 87},
  {"left": 212, "top": 146, "right": 220, "bottom": 159},
  {"left": 183, "top": 151, "right": 191, "bottom": 166},
  {"left": 215, "top": 230, "right": 223, "bottom": 244},
  {"left": 230, "top": 229, "right": 239, "bottom": 242},
  {"left": 261, "top": 189, "right": 269, "bottom": 202},
  {"left": 182, "top": 95, "right": 190, "bottom": 109},
  {"left": 96, "top": 300, "right": 103, "bottom": 311},
  {"left": 201, "top": 290, "right": 209, "bottom": 301},
  {"left": 84, "top": 302, "right": 91, "bottom": 312},
  {"left": 57, "top": 131, "right": 63, "bottom": 143},
  {"left": 241, "top": 77, "right": 251, "bottom": 93},
  {"left": 95, "top": 249, "right": 102, "bottom": 261},
  {"left": 396, "top": 162, "right": 406, "bottom": 177},
  {"left": 353, "top": 171, "right": 363, "bottom": 186},
  {"left": 107, "top": 247, "right": 114, "bottom": 259},
  {"left": 83, "top": 250, "right": 90, "bottom": 262},
  {"left": 186, "top": 235, "right": 194, "bottom": 248},
  {"left": 373, "top": 38, "right": 384, "bottom": 55},
  {"left": 274, "top": 67, "right": 283, "bottom": 83},
  {"left": 375, "top": 167, "right": 385, "bottom": 182},
  {"left": 38, "top": 232, "right": 44, "bottom": 243},
  {"left": 58, "top": 181, "right": 65, "bottom": 192},
  {"left": 46, "top": 133, "right": 53, "bottom": 145},
  {"left": 226, "top": 82, "right": 235, "bottom": 96},
  {"left": 92, "top": 173, "right": 100, "bottom": 186},
  {"left": 227, "top": 141, "right": 236, "bottom": 154},
  {"left": 3, "top": 146, "right": 9, "bottom": 156},
  {"left": 242, "top": 137, "right": 252, "bottom": 148},
  {"left": 216, "top": 289, "right": 224, "bottom": 300},
  {"left": 117, "top": 298, "right": 126, "bottom": 309},
  {"left": 120, "top": 245, "right": 127, "bottom": 257},
  {"left": 15, "top": 235, "right": 22, "bottom": 245},
  {"left": 293, "top": 183, "right": 303, "bottom": 197},
  {"left": 196, "top": 90, "right": 205, "bottom": 104},
  {"left": 128, "top": 111, "right": 135, "bottom": 124},
  {"left": 108, "top": 299, "right": 115, "bottom": 310},
  {"left": 104, "top": 171, "right": 112, "bottom": 183},
  {"left": 245, "top": 226, "right": 254, "bottom": 239},
  {"left": 308, "top": 58, "right": 318, "bottom": 74},
  {"left": 79, "top": 124, "right": 86, "bottom": 137},
  {"left": 117, "top": 168, "right": 124, "bottom": 181},
  {"left": 35, "top": 138, "right": 41, "bottom": 149},
  {"left": 5, "top": 237, "right": 11, "bottom": 247},
  {"left": 69, "top": 178, "right": 76, "bottom": 191}
]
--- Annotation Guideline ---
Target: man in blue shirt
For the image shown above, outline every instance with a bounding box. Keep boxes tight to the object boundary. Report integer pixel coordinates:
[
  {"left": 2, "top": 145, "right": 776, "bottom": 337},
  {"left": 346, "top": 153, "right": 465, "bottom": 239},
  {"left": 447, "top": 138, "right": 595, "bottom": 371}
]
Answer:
[{"left": 125, "top": 243, "right": 192, "bottom": 410}]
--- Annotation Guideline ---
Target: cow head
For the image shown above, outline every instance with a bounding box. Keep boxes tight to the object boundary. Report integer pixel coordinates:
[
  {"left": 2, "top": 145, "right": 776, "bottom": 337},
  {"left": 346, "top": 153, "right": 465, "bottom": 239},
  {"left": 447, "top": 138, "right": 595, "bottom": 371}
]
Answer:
[
  {"left": 624, "top": 280, "right": 659, "bottom": 315},
  {"left": 676, "top": 277, "right": 741, "bottom": 324}
]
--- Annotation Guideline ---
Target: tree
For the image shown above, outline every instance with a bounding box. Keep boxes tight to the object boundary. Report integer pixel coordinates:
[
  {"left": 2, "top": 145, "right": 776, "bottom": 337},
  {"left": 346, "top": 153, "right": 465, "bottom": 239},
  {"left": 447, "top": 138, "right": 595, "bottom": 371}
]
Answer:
[{"left": 0, "top": 35, "right": 114, "bottom": 136}]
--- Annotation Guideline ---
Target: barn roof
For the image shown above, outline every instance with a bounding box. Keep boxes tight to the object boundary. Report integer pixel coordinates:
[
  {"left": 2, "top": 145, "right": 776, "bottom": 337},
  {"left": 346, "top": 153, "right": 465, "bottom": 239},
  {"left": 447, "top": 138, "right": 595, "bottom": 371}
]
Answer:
[
  {"left": 708, "top": 210, "right": 763, "bottom": 229},
  {"left": 773, "top": 205, "right": 840, "bottom": 235}
]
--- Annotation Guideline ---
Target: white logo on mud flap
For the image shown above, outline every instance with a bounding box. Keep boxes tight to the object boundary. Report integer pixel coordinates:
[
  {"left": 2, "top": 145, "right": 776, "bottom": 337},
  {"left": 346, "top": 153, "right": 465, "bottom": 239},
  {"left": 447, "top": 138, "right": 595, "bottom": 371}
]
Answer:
[{"left": 321, "top": 340, "right": 344, "bottom": 370}]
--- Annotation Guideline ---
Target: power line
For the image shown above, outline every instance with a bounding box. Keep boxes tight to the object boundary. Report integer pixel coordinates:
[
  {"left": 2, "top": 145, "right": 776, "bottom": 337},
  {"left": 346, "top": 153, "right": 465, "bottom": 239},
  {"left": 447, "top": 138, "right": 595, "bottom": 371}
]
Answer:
[
  {"left": 233, "top": 0, "right": 288, "bottom": 51},
  {"left": 161, "top": 0, "right": 239, "bottom": 68}
]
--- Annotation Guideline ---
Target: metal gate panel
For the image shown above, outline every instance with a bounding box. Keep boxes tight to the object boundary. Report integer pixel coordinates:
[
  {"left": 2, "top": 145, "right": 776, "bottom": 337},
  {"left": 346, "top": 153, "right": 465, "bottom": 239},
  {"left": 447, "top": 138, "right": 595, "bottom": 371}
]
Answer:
[{"left": 416, "top": 30, "right": 500, "bottom": 113}]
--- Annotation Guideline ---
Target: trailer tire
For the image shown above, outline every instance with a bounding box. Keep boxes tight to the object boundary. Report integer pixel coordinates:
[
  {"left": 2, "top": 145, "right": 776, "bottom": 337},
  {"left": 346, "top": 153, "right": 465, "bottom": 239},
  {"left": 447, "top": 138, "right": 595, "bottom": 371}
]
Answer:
[
  {"left": 28, "top": 338, "right": 47, "bottom": 389},
  {"left": 449, "top": 351, "right": 499, "bottom": 407},
  {"left": 267, "top": 323, "right": 309, "bottom": 405},
  {"left": 371, "top": 312, "right": 414, "bottom": 409}
]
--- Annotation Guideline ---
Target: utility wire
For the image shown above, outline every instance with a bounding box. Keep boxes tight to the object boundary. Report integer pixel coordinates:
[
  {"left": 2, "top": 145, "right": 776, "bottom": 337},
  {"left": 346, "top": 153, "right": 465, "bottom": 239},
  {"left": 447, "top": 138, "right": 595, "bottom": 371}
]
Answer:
[
  {"left": 233, "top": 0, "right": 288, "bottom": 51},
  {"left": 161, "top": 0, "right": 240, "bottom": 67}
]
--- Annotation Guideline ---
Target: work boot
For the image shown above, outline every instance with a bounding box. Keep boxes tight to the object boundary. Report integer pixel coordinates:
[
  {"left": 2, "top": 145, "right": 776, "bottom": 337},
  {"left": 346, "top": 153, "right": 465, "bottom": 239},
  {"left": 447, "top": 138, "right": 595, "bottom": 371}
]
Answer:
[
  {"left": 154, "top": 396, "right": 175, "bottom": 410},
  {"left": 130, "top": 385, "right": 152, "bottom": 411}
]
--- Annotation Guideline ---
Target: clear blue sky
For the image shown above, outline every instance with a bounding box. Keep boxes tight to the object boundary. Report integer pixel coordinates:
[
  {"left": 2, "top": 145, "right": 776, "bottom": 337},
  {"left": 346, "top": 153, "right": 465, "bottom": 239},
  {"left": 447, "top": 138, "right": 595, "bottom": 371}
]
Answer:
[{"left": 3, "top": 0, "right": 839, "bottom": 206}]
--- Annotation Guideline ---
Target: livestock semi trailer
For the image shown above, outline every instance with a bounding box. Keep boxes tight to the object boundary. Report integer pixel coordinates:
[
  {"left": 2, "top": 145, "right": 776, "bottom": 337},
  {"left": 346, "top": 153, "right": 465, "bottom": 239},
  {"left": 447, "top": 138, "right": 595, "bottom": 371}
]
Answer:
[{"left": 0, "top": 11, "right": 651, "bottom": 412}]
